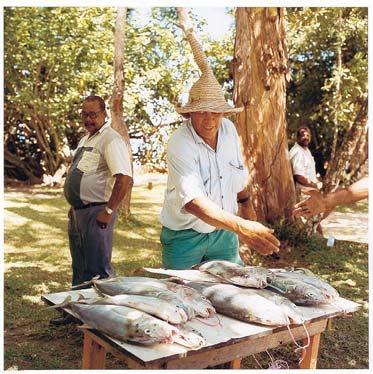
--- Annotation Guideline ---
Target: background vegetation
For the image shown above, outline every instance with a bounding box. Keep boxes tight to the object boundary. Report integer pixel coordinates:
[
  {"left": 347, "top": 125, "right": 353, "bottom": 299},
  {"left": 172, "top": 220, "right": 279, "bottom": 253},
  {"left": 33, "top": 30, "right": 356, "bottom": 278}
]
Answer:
[{"left": 4, "top": 7, "right": 367, "bottom": 183}]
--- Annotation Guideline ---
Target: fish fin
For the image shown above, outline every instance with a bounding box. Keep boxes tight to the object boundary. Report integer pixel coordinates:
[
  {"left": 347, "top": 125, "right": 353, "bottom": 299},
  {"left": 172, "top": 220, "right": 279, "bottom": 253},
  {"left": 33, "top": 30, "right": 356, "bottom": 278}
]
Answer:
[
  {"left": 76, "top": 323, "right": 91, "bottom": 330},
  {"left": 190, "top": 263, "right": 201, "bottom": 270},
  {"left": 77, "top": 293, "right": 86, "bottom": 302},
  {"left": 92, "top": 285, "right": 105, "bottom": 297},
  {"left": 267, "top": 284, "right": 286, "bottom": 294},
  {"left": 71, "top": 280, "right": 93, "bottom": 289},
  {"left": 166, "top": 277, "right": 187, "bottom": 285},
  {"left": 46, "top": 295, "right": 72, "bottom": 309}
]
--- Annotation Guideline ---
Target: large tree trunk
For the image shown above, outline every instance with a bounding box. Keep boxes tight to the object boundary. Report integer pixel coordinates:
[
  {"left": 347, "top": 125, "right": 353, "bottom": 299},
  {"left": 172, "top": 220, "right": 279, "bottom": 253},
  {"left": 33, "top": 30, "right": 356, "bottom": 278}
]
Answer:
[
  {"left": 233, "top": 7, "right": 295, "bottom": 223},
  {"left": 110, "top": 7, "right": 133, "bottom": 219}
]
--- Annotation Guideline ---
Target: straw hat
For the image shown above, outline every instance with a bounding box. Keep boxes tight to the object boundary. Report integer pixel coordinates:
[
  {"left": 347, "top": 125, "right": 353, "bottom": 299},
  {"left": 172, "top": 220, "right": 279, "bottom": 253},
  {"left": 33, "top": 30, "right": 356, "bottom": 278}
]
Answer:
[{"left": 176, "top": 30, "right": 243, "bottom": 115}]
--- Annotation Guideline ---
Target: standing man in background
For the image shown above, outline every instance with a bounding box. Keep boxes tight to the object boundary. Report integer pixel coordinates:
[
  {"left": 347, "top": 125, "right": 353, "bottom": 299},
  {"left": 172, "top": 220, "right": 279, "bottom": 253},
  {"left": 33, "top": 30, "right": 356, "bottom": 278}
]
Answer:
[
  {"left": 289, "top": 126, "right": 323, "bottom": 234},
  {"left": 50, "top": 95, "right": 132, "bottom": 325}
]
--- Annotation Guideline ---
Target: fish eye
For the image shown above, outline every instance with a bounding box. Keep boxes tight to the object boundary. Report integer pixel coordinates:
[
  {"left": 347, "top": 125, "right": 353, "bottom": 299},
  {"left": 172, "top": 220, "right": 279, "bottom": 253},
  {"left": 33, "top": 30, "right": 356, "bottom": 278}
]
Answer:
[
  {"left": 144, "top": 329, "right": 151, "bottom": 335},
  {"left": 201, "top": 296, "right": 207, "bottom": 300}
]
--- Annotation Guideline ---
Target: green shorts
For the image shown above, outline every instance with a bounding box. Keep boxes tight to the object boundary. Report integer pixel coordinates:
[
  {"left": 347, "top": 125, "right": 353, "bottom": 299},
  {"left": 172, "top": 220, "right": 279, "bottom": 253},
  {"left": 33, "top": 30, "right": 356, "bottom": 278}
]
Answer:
[{"left": 160, "top": 226, "right": 243, "bottom": 270}]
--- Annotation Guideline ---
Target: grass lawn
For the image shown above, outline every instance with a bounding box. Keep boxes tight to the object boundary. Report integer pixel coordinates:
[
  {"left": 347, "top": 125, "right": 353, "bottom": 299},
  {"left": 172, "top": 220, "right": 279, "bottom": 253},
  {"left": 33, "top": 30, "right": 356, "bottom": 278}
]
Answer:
[{"left": 3, "top": 183, "right": 369, "bottom": 370}]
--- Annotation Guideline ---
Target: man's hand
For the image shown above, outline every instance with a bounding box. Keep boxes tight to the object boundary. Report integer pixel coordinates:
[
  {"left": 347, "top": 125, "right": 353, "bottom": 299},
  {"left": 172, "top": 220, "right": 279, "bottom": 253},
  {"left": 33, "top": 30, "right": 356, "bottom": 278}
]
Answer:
[
  {"left": 96, "top": 210, "right": 112, "bottom": 229},
  {"left": 293, "top": 189, "right": 328, "bottom": 217},
  {"left": 237, "top": 219, "right": 280, "bottom": 257}
]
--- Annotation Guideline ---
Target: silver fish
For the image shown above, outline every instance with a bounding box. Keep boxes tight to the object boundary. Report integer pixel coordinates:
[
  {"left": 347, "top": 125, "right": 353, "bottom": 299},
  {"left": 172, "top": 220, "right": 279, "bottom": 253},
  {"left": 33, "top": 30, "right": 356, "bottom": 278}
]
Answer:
[
  {"left": 248, "top": 288, "right": 304, "bottom": 325},
  {"left": 276, "top": 268, "right": 339, "bottom": 301},
  {"left": 69, "top": 303, "right": 179, "bottom": 345},
  {"left": 89, "top": 277, "right": 215, "bottom": 319},
  {"left": 78, "top": 293, "right": 189, "bottom": 324},
  {"left": 267, "top": 272, "right": 330, "bottom": 305},
  {"left": 187, "top": 282, "right": 289, "bottom": 326},
  {"left": 193, "top": 260, "right": 268, "bottom": 288}
]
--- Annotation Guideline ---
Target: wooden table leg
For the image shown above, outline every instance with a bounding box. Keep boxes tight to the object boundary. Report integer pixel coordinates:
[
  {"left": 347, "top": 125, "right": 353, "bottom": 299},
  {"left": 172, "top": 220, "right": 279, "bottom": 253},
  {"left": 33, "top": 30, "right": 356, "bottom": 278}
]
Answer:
[
  {"left": 299, "top": 333, "right": 321, "bottom": 369},
  {"left": 228, "top": 358, "right": 242, "bottom": 369},
  {"left": 82, "top": 331, "right": 107, "bottom": 369}
]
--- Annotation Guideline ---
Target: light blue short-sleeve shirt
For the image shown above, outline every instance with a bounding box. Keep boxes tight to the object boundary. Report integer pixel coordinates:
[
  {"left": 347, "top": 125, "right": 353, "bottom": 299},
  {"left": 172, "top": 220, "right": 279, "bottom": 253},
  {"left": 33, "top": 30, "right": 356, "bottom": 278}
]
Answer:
[{"left": 160, "top": 118, "right": 248, "bottom": 233}]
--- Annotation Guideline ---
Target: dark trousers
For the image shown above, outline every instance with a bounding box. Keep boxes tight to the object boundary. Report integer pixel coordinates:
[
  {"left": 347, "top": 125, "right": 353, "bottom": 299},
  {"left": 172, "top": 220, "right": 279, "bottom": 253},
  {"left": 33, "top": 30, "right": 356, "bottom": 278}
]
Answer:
[{"left": 68, "top": 205, "right": 117, "bottom": 286}]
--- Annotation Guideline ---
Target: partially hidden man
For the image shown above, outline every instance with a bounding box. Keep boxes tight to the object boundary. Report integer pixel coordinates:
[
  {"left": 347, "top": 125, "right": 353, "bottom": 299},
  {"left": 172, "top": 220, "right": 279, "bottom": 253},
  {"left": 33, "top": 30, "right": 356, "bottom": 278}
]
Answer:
[{"left": 159, "top": 14, "right": 280, "bottom": 270}]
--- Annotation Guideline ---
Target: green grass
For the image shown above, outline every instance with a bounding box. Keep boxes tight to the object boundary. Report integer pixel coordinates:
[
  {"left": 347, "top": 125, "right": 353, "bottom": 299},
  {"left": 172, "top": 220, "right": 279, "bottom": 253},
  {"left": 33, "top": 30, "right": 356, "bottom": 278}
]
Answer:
[
  {"left": 335, "top": 199, "right": 368, "bottom": 214},
  {"left": 4, "top": 183, "right": 368, "bottom": 369}
]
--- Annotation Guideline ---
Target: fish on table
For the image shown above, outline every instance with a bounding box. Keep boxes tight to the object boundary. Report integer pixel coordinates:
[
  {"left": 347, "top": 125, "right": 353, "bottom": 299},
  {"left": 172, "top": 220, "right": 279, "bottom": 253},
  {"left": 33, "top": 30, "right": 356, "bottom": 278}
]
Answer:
[
  {"left": 270, "top": 268, "right": 339, "bottom": 302},
  {"left": 67, "top": 293, "right": 189, "bottom": 324},
  {"left": 266, "top": 272, "right": 333, "bottom": 306},
  {"left": 74, "top": 276, "right": 216, "bottom": 320},
  {"left": 186, "top": 282, "right": 289, "bottom": 327},
  {"left": 60, "top": 301, "right": 206, "bottom": 349},
  {"left": 193, "top": 260, "right": 269, "bottom": 288},
  {"left": 246, "top": 288, "right": 304, "bottom": 325}
]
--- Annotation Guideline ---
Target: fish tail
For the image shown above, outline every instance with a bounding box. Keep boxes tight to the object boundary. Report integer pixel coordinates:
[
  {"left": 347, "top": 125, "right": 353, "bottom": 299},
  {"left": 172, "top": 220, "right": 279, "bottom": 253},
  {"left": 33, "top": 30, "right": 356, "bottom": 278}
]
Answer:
[
  {"left": 45, "top": 295, "right": 72, "bottom": 310},
  {"left": 71, "top": 275, "right": 101, "bottom": 289}
]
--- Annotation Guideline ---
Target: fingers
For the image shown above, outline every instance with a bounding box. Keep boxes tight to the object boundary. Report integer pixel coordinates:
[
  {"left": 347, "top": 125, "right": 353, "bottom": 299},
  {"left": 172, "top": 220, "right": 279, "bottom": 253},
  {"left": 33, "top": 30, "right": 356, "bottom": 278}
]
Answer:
[
  {"left": 262, "top": 232, "right": 281, "bottom": 247},
  {"left": 293, "top": 205, "right": 313, "bottom": 217},
  {"left": 240, "top": 235, "right": 279, "bottom": 256}
]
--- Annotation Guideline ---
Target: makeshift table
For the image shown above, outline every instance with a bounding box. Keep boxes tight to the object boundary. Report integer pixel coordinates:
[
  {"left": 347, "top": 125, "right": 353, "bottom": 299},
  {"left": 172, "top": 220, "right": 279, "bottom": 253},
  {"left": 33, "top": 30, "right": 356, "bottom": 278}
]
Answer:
[{"left": 42, "top": 289, "right": 359, "bottom": 369}]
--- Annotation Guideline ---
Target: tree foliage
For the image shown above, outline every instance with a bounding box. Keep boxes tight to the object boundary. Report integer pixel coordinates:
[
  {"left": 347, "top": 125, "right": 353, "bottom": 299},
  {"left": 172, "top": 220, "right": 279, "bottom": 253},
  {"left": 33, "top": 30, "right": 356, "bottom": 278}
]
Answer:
[
  {"left": 4, "top": 7, "right": 233, "bottom": 180},
  {"left": 286, "top": 8, "right": 368, "bottom": 187},
  {"left": 4, "top": 7, "right": 367, "bottom": 188},
  {"left": 4, "top": 7, "right": 115, "bottom": 181}
]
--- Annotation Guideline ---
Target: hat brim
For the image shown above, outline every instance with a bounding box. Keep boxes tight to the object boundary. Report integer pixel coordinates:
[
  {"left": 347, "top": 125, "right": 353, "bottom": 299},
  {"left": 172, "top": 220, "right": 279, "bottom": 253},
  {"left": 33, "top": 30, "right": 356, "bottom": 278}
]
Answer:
[{"left": 176, "top": 103, "right": 243, "bottom": 115}]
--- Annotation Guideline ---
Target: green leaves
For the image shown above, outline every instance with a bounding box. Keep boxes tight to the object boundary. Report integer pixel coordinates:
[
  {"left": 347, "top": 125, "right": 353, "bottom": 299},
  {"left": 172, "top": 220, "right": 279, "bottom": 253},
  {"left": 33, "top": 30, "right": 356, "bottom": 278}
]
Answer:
[{"left": 286, "top": 8, "right": 367, "bottom": 179}]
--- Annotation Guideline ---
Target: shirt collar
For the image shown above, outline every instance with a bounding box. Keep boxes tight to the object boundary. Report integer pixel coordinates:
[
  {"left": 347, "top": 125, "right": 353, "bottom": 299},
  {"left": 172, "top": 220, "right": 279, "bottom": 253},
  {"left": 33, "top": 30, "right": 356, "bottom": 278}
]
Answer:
[
  {"left": 86, "top": 122, "right": 110, "bottom": 140},
  {"left": 98, "top": 121, "right": 110, "bottom": 133},
  {"left": 295, "top": 142, "right": 309, "bottom": 152}
]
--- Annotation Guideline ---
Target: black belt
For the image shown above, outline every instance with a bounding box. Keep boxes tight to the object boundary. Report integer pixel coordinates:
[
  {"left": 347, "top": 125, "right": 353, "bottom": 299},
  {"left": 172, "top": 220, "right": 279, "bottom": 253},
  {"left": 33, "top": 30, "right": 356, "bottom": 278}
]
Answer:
[{"left": 74, "top": 202, "right": 107, "bottom": 210}]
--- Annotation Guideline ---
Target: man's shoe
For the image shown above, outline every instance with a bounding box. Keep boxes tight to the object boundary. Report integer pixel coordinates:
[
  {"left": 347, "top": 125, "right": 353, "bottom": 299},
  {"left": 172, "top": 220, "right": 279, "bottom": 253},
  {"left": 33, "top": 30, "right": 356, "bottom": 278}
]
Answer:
[{"left": 49, "top": 314, "right": 75, "bottom": 326}]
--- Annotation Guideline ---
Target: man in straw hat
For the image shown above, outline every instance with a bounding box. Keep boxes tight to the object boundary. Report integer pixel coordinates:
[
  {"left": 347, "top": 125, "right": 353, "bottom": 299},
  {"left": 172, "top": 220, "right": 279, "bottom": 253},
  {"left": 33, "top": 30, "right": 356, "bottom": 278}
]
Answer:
[{"left": 159, "top": 9, "right": 280, "bottom": 269}]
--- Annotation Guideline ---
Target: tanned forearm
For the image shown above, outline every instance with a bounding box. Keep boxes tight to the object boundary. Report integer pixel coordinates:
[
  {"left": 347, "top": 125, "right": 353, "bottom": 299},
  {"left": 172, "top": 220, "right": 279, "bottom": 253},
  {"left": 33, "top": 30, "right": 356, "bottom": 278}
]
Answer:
[
  {"left": 185, "top": 197, "right": 244, "bottom": 232},
  {"left": 185, "top": 196, "right": 280, "bottom": 255},
  {"left": 107, "top": 174, "right": 133, "bottom": 210},
  {"left": 325, "top": 177, "right": 368, "bottom": 210},
  {"left": 294, "top": 174, "right": 318, "bottom": 189}
]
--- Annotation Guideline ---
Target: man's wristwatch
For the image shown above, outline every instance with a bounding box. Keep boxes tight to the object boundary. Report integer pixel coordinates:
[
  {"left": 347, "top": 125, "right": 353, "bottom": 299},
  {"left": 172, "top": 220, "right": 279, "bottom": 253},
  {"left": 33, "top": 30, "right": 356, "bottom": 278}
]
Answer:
[
  {"left": 237, "top": 196, "right": 250, "bottom": 204},
  {"left": 105, "top": 206, "right": 113, "bottom": 215}
]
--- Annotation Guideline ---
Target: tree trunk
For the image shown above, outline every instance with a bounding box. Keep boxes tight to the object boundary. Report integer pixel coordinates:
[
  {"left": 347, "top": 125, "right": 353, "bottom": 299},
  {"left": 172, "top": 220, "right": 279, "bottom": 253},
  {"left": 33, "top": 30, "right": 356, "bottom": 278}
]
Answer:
[
  {"left": 110, "top": 7, "right": 133, "bottom": 220},
  {"left": 322, "top": 9, "right": 345, "bottom": 192},
  {"left": 233, "top": 7, "right": 295, "bottom": 223},
  {"left": 322, "top": 97, "right": 368, "bottom": 192}
]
